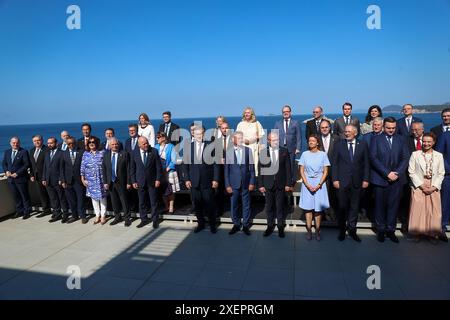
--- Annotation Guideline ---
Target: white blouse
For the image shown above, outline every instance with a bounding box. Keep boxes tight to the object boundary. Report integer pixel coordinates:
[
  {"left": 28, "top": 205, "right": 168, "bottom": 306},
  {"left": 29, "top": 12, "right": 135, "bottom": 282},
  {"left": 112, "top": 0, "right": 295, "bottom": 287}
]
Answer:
[{"left": 138, "top": 124, "right": 155, "bottom": 147}]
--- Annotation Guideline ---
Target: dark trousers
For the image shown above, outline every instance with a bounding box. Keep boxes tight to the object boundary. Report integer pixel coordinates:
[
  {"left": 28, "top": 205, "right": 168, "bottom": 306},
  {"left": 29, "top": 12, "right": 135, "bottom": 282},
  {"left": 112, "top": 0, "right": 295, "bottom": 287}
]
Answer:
[
  {"left": 374, "top": 182, "right": 402, "bottom": 233},
  {"left": 361, "top": 184, "right": 375, "bottom": 222},
  {"left": 65, "top": 182, "right": 86, "bottom": 218},
  {"left": 441, "top": 176, "right": 450, "bottom": 231},
  {"left": 191, "top": 186, "right": 216, "bottom": 227},
  {"left": 137, "top": 185, "right": 158, "bottom": 222},
  {"left": 231, "top": 188, "right": 251, "bottom": 228},
  {"left": 336, "top": 184, "right": 361, "bottom": 232},
  {"left": 46, "top": 184, "right": 68, "bottom": 216},
  {"left": 399, "top": 181, "right": 411, "bottom": 228},
  {"left": 110, "top": 181, "right": 130, "bottom": 220},
  {"left": 287, "top": 150, "right": 298, "bottom": 184},
  {"left": 216, "top": 165, "right": 226, "bottom": 215},
  {"left": 8, "top": 181, "right": 31, "bottom": 215},
  {"left": 34, "top": 179, "right": 51, "bottom": 214},
  {"left": 127, "top": 189, "right": 139, "bottom": 212},
  {"left": 264, "top": 186, "right": 287, "bottom": 227}
]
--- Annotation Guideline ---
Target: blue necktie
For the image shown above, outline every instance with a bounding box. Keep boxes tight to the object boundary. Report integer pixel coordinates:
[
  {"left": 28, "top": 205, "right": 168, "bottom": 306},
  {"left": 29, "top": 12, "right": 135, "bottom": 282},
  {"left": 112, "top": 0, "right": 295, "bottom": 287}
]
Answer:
[
  {"left": 50, "top": 150, "right": 55, "bottom": 160},
  {"left": 111, "top": 153, "right": 117, "bottom": 182},
  {"left": 143, "top": 152, "right": 148, "bottom": 166},
  {"left": 387, "top": 136, "right": 393, "bottom": 149},
  {"left": 348, "top": 142, "right": 354, "bottom": 162},
  {"left": 11, "top": 150, "right": 16, "bottom": 163}
]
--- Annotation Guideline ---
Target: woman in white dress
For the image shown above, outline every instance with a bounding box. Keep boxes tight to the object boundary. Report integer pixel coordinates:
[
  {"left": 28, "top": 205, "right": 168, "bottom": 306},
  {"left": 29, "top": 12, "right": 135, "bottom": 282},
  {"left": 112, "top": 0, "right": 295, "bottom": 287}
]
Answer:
[
  {"left": 236, "top": 107, "right": 265, "bottom": 176},
  {"left": 138, "top": 113, "right": 155, "bottom": 147}
]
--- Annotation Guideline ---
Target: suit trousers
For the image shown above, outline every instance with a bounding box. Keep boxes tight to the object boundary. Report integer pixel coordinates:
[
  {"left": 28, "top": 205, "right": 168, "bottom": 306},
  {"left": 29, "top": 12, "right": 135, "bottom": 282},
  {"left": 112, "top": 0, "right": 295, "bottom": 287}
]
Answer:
[
  {"left": 8, "top": 181, "right": 31, "bottom": 215},
  {"left": 373, "top": 182, "right": 402, "bottom": 233},
  {"left": 65, "top": 182, "right": 86, "bottom": 218},
  {"left": 336, "top": 184, "right": 361, "bottom": 232},
  {"left": 191, "top": 187, "right": 216, "bottom": 227},
  {"left": 138, "top": 185, "right": 158, "bottom": 222},
  {"left": 110, "top": 181, "right": 130, "bottom": 220},
  {"left": 34, "top": 179, "right": 51, "bottom": 214},
  {"left": 264, "top": 186, "right": 287, "bottom": 227},
  {"left": 46, "top": 184, "right": 68, "bottom": 216},
  {"left": 231, "top": 188, "right": 251, "bottom": 228}
]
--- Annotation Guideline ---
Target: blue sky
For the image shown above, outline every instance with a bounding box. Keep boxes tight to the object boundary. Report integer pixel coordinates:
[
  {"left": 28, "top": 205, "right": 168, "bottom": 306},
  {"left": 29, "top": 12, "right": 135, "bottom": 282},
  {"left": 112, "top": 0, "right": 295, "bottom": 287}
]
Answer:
[{"left": 0, "top": 0, "right": 449, "bottom": 125}]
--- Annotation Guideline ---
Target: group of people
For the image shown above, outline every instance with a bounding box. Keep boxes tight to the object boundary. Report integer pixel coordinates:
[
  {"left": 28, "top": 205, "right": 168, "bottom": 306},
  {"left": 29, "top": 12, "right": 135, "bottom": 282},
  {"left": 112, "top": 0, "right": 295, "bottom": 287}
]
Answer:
[{"left": 2, "top": 105, "right": 450, "bottom": 244}]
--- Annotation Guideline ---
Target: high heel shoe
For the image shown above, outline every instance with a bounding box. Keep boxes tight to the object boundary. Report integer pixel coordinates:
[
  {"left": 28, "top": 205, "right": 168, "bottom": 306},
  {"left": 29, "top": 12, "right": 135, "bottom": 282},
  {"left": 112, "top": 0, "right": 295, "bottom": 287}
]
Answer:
[
  {"left": 93, "top": 217, "right": 101, "bottom": 225},
  {"left": 100, "top": 217, "right": 107, "bottom": 225},
  {"left": 306, "top": 231, "right": 312, "bottom": 241},
  {"left": 315, "top": 231, "right": 321, "bottom": 241}
]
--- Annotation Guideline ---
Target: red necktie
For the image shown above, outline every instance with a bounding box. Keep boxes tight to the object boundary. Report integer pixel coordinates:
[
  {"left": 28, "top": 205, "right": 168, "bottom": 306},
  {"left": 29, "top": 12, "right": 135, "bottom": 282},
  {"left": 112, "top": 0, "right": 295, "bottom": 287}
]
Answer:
[{"left": 416, "top": 139, "right": 422, "bottom": 151}]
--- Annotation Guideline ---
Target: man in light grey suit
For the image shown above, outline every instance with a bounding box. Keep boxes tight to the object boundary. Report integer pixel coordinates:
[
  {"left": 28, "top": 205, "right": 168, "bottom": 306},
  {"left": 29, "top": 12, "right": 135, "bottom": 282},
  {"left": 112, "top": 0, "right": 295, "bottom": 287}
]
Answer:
[{"left": 333, "top": 102, "right": 361, "bottom": 139}]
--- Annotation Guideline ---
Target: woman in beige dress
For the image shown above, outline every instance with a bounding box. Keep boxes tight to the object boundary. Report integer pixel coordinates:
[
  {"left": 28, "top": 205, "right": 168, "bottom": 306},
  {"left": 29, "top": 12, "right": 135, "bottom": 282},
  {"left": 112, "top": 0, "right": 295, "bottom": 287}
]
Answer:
[
  {"left": 408, "top": 133, "right": 445, "bottom": 242},
  {"left": 236, "top": 107, "right": 265, "bottom": 176}
]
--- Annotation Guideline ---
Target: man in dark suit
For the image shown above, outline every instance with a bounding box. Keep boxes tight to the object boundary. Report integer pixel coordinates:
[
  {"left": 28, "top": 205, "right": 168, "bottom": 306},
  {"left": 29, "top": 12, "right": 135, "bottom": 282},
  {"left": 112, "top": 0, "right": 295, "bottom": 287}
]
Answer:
[
  {"left": 124, "top": 123, "right": 140, "bottom": 213},
  {"left": 30, "top": 134, "right": 51, "bottom": 218},
  {"left": 214, "top": 121, "right": 233, "bottom": 216},
  {"left": 184, "top": 126, "right": 220, "bottom": 233},
  {"left": 225, "top": 131, "right": 256, "bottom": 236},
  {"left": 159, "top": 111, "right": 181, "bottom": 145},
  {"left": 273, "top": 105, "right": 302, "bottom": 184},
  {"left": 101, "top": 128, "right": 123, "bottom": 151},
  {"left": 369, "top": 117, "right": 410, "bottom": 243},
  {"left": 42, "top": 137, "right": 69, "bottom": 223},
  {"left": 431, "top": 108, "right": 450, "bottom": 139},
  {"left": 333, "top": 102, "right": 361, "bottom": 139},
  {"left": 2, "top": 137, "right": 31, "bottom": 219},
  {"left": 258, "top": 132, "right": 292, "bottom": 238},
  {"left": 130, "top": 136, "right": 162, "bottom": 228},
  {"left": 58, "top": 131, "right": 70, "bottom": 151},
  {"left": 60, "top": 137, "right": 86, "bottom": 224},
  {"left": 102, "top": 138, "right": 132, "bottom": 226},
  {"left": 396, "top": 104, "right": 422, "bottom": 138},
  {"left": 362, "top": 117, "right": 383, "bottom": 148},
  {"left": 77, "top": 123, "right": 92, "bottom": 152},
  {"left": 305, "top": 106, "right": 325, "bottom": 139},
  {"left": 332, "top": 125, "right": 370, "bottom": 242},
  {"left": 436, "top": 131, "right": 450, "bottom": 242}
]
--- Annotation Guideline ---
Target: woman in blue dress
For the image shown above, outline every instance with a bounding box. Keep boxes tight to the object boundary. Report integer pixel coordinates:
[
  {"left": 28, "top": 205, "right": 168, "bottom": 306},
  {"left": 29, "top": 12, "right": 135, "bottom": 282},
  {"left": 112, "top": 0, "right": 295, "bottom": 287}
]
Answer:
[
  {"left": 298, "top": 134, "right": 330, "bottom": 241},
  {"left": 80, "top": 136, "right": 107, "bottom": 225}
]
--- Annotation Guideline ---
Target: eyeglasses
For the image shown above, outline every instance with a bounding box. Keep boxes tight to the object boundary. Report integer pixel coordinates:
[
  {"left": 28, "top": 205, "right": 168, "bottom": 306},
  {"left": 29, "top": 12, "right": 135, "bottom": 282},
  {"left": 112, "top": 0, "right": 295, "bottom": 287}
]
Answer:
[{"left": 88, "top": 141, "right": 96, "bottom": 144}]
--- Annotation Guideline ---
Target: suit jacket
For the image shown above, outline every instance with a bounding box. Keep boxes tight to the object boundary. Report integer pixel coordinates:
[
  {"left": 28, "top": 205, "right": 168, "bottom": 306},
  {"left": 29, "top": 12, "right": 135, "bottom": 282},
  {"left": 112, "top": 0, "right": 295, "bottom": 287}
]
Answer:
[
  {"left": 130, "top": 148, "right": 162, "bottom": 188},
  {"left": 305, "top": 118, "right": 324, "bottom": 139},
  {"left": 60, "top": 149, "right": 83, "bottom": 185},
  {"left": 257, "top": 146, "right": 292, "bottom": 189},
  {"left": 2, "top": 148, "right": 30, "bottom": 183},
  {"left": 183, "top": 142, "right": 220, "bottom": 188},
  {"left": 42, "top": 149, "right": 64, "bottom": 186},
  {"left": 101, "top": 140, "right": 123, "bottom": 152},
  {"left": 362, "top": 131, "right": 381, "bottom": 148},
  {"left": 224, "top": 146, "right": 256, "bottom": 190},
  {"left": 124, "top": 136, "right": 139, "bottom": 154},
  {"left": 213, "top": 135, "right": 233, "bottom": 164},
  {"left": 333, "top": 116, "right": 361, "bottom": 139},
  {"left": 396, "top": 116, "right": 422, "bottom": 137},
  {"left": 408, "top": 136, "right": 423, "bottom": 155},
  {"left": 431, "top": 125, "right": 447, "bottom": 140},
  {"left": 30, "top": 145, "right": 49, "bottom": 181},
  {"left": 77, "top": 137, "right": 90, "bottom": 152},
  {"left": 436, "top": 132, "right": 450, "bottom": 174},
  {"left": 408, "top": 150, "right": 445, "bottom": 190},
  {"left": 331, "top": 139, "right": 370, "bottom": 188},
  {"left": 273, "top": 119, "right": 302, "bottom": 152},
  {"left": 369, "top": 134, "right": 410, "bottom": 187},
  {"left": 319, "top": 134, "right": 339, "bottom": 160},
  {"left": 158, "top": 122, "right": 181, "bottom": 144},
  {"left": 102, "top": 150, "right": 130, "bottom": 186},
  {"left": 58, "top": 142, "right": 69, "bottom": 152}
]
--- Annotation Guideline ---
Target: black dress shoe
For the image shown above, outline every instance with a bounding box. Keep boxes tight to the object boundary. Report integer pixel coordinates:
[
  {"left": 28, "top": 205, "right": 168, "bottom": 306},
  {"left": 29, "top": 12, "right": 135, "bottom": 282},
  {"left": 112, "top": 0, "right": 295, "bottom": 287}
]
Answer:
[
  {"left": 278, "top": 227, "right": 285, "bottom": 238},
  {"left": 438, "top": 233, "right": 449, "bottom": 242},
  {"left": 22, "top": 213, "right": 30, "bottom": 220},
  {"left": 263, "top": 226, "right": 275, "bottom": 237},
  {"left": 124, "top": 219, "right": 132, "bottom": 227},
  {"left": 387, "top": 232, "right": 399, "bottom": 243},
  {"left": 49, "top": 215, "right": 62, "bottom": 223},
  {"left": 210, "top": 226, "right": 217, "bottom": 234},
  {"left": 228, "top": 225, "right": 240, "bottom": 235},
  {"left": 136, "top": 220, "right": 150, "bottom": 228},
  {"left": 67, "top": 217, "right": 79, "bottom": 224},
  {"left": 81, "top": 218, "right": 88, "bottom": 224},
  {"left": 12, "top": 213, "right": 21, "bottom": 219},
  {"left": 243, "top": 226, "right": 251, "bottom": 236},
  {"left": 61, "top": 215, "right": 69, "bottom": 223},
  {"left": 338, "top": 231, "right": 346, "bottom": 241},
  {"left": 349, "top": 231, "right": 361, "bottom": 243},
  {"left": 110, "top": 217, "right": 122, "bottom": 226},
  {"left": 36, "top": 212, "right": 49, "bottom": 218},
  {"left": 194, "top": 225, "right": 205, "bottom": 233},
  {"left": 377, "top": 232, "right": 385, "bottom": 243},
  {"left": 153, "top": 220, "right": 159, "bottom": 229}
]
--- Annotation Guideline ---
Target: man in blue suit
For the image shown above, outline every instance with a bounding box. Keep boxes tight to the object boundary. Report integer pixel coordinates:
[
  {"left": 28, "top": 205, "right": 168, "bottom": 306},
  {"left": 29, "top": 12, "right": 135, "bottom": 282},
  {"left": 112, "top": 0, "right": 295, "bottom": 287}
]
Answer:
[
  {"left": 42, "top": 137, "right": 69, "bottom": 223},
  {"left": 2, "top": 137, "right": 31, "bottom": 219},
  {"left": 130, "top": 136, "right": 162, "bottom": 229},
  {"left": 60, "top": 137, "right": 87, "bottom": 224},
  {"left": 362, "top": 117, "right": 383, "bottom": 148},
  {"left": 396, "top": 104, "right": 422, "bottom": 138},
  {"left": 436, "top": 131, "right": 450, "bottom": 242},
  {"left": 183, "top": 126, "right": 220, "bottom": 233},
  {"left": 369, "top": 117, "right": 410, "bottom": 243},
  {"left": 225, "top": 131, "right": 256, "bottom": 236},
  {"left": 124, "top": 124, "right": 139, "bottom": 154},
  {"left": 332, "top": 125, "right": 370, "bottom": 242},
  {"left": 273, "top": 105, "right": 302, "bottom": 184}
]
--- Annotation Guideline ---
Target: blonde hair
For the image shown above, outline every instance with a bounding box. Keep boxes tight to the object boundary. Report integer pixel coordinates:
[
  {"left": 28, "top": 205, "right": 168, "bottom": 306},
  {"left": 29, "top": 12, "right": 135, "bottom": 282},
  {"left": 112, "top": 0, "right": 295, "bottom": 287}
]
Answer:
[{"left": 242, "top": 107, "right": 256, "bottom": 123}]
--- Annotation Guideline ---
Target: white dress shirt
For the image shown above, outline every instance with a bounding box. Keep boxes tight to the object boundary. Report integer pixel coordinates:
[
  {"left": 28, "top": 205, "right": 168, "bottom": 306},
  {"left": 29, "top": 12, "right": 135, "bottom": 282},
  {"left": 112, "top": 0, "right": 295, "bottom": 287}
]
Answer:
[
  {"left": 322, "top": 134, "right": 330, "bottom": 153},
  {"left": 269, "top": 146, "right": 279, "bottom": 163}
]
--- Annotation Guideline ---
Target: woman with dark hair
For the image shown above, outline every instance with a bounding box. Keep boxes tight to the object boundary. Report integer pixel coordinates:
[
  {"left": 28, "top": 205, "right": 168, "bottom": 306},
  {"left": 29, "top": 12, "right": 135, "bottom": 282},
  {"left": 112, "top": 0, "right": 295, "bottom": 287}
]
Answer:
[
  {"left": 298, "top": 134, "right": 330, "bottom": 241},
  {"left": 361, "top": 105, "right": 383, "bottom": 135},
  {"left": 80, "top": 136, "right": 107, "bottom": 225},
  {"left": 155, "top": 132, "right": 180, "bottom": 213},
  {"left": 408, "top": 132, "right": 445, "bottom": 242},
  {"left": 138, "top": 113, "right": 155, "bottom": 147}
]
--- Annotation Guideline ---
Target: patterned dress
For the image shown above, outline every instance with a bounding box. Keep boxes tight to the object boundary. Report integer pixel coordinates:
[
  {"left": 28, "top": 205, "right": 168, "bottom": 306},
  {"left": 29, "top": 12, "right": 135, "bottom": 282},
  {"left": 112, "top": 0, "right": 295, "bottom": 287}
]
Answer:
[{"left": 80, "top": 151, "right": 106, "bottom": 201}]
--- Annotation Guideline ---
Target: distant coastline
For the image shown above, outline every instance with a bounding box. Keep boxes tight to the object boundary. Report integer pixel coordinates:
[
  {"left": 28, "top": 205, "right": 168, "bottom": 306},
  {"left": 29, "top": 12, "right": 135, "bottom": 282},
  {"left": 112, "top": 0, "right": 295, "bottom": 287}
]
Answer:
[{"left": 383, "top": 102, "right": 450, "bottom": 114}]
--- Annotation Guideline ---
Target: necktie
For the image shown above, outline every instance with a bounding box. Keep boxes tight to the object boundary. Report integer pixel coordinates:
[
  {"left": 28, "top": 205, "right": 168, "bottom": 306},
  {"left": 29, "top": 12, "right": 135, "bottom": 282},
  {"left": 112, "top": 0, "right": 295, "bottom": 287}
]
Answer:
[
  {"left": 165, "top": 123, "right": 169, "bottom": 136},
  {"left": 271, "top": 148, "right": 277, "bottom": 165},
  {"left": 407, "top": 118, "right": 411, "bottom": 131},
  {"left": 196, "top": 143, "right": 202, "bottom": 163},
  {"left": 348, "top": 142, "right": 354, "bottom": 162},
  {"left": 111, "top": 153, "right": 117, "bottom": 182},
  {"left": 70, "top": 150, "right": 76, "bottom": 165},
  {"left": 50, "top": 150, "right": 55, "bottom": 160},
  {"left": 387, "top": 136, "right": 393, "bottom": 149},
  {"left": 62, "top": 143, "right": 67, "bottom": 151},
  {"left": 34, "top": 148, "right": 40, "bottom": 162},
  {"left": 416, "top": 139, "right": 422, "bottom": 151},
  {"left": 143, "top": 152, "right": 148, "bottom": 166},
  {"left": 446, "top": 127, "right": 449, "bottom": 132},
  {"left": 223, "top": 136, "right": 227, "bottom": 153},
  {"left": 11, "top": 150, "right": 17, "bottom": 163},
  {"left": 132, "top": 138, "right": 136, "bottom": 150},
  {"left": 345, "top": 117, "right": 350, "bottom": 125},
  {"left": 236, "top": 148, "right": 242, "bottom": 165},
  {"left": 316, "top": 120, "right": 320, "bottom": 132},
  {"left": 284, "top": 119, "right": 289, "bottom": 145}
]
